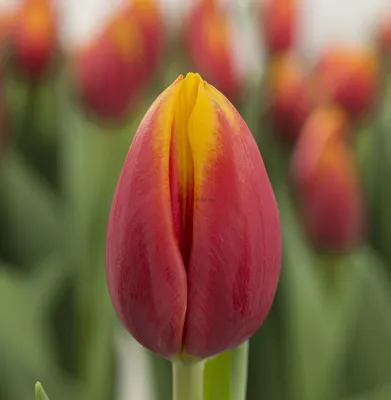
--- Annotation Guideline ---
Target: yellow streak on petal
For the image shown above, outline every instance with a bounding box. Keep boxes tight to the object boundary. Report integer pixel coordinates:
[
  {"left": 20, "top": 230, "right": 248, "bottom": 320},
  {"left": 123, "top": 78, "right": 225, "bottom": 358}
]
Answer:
[
  {"left": 172, "top": 73, "right": 203, "bottom": 196},
  {"left": 187, "top": 81, "right": 219, "bottom": 200},
  {"left": 141, "top": 76, "right": 183, "bottom": 174},
  {"left": 205, "top": 84, "right": 240, "bottom": 132},
  {"left": 148, "top": 73, "right": 224, "bottom": 206}
]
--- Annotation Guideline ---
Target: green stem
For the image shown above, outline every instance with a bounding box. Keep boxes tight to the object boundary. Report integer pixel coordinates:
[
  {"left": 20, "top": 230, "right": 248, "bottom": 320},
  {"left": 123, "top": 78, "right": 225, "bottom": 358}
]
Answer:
[
  {"left": 231, "top": 341, "right": 249, "bottom": 400},
  {"left": 172, "top": 359, "right": 206, "bottom": 400}
]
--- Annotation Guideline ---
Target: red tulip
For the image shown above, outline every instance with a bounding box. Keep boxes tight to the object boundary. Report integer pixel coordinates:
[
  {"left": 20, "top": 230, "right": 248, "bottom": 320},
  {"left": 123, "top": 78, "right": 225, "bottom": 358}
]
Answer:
[
  {"left": 315, "top": 48, "right": 378, "bottom": 118},
  {"left": 12, "top": 0, "right": 56, "bottom": 77},
  {"left": 291, "top": 106, "right": 364, "bottom": 252},
  {"left": 261, "top": 0, "right": 297, "bottom": 54},
  {"left": 106, "top": 73, "right": 281, "bottom": 359},
  {"left": 269, "top": 54, "right": 313, "bottom": 142},
  {"left": 75, "top": 5, "right": 148, "bottom": 121},
  {"left": 75, "top": 1, "right": 163, "bottom": 122},
  {"left": 378, "top": 16, "right": 391, "bottom": 53},
  {"left": 185, "top": 0, "right": 240, "bottom": 101},
  {"left": 126, "top": 0, "right": 164, "bottom": 80}
]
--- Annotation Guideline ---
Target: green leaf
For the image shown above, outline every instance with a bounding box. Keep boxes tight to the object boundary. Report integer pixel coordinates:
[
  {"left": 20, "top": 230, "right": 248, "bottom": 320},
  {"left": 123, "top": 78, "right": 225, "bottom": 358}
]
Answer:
[
  {"left": 277, "top": 188, "right": 363, "bottom": 400},
  {"left": 0, "top": 255, "right": 80, "bottom": 400},
  {"left": 247, "top": 296, "right": 285, "bottom": 400},
  {"left": 342, "top": 383, "right": 391, "bottom": 400},
  {"left": 340, "top": 247, "right": 391, "bottom": 398},
  {"left": 204, "top": 352, "right": 231, "bottom": 400},
  {"left": 35, "top": 382, "right": 49, "bottom": 400},
  {"left": 150, "top": 353, "right": 172, "bottom": 400},
  {"left": 0, "top": 151, "right": 59, "bottom": 267}
]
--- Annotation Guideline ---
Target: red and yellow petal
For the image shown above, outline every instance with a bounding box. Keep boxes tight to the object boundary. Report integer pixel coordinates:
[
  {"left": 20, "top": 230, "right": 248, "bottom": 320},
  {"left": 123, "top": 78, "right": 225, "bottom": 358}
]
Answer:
[
  {"left": 106, "top": 77, "right": 187, "bottom": 357},
  {"left": 182, "top": 80, "right": 281, "bottom": 358}
]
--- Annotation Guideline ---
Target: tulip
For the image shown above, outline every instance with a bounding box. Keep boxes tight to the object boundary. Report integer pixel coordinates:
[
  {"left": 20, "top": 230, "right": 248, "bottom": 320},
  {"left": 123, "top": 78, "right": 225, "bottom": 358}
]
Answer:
[
  {"left": 75, "top": 5, "right": 148, "bottom": 121},
  {"left": 126, "top": 0, "right": 164, "bottom": 80},
  {"left": 269, "top": 53, "right": 314, "bottom": 142},
  {"left": 291, "top": 106, "right": 364, "bottom": 252},
  {"left": 0, "top": 8, "right": 14, "bottom": 44},
  {"left": 314, "top": 48, "right": 378, "bottom": 118},
  {"left": 185, "top": 0, "right": 240, "bottom": 100},
  {"left": 12, "top": 0, "right": 56, "bottom": 77},
  {"left": 261, "top": 0, "right": 297, "bottom": 54},
  {"left": 106, "top": 73, "right": 281, "bottom": 359},
  {"left": 75, "top": 1, "right": 163, "bottom": 122},
  {"left": 378, "top": 17, "right": 391, "bottom": 54}
]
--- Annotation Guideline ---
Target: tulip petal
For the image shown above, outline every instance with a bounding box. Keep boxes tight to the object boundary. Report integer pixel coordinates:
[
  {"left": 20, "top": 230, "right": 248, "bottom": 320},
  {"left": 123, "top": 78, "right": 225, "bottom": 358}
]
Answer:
[
  {"left": 106, "top": 76, "right": 187, "bottom": 356},
  {"left": 183, "top": 84, "right": 281, "bottom": 358}
]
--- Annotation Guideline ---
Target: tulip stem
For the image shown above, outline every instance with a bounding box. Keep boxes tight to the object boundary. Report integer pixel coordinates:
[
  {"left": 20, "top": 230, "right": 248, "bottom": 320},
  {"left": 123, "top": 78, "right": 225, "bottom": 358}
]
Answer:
[
  {"left": 172, "top": 359, "right": 205, "bottom": 400},
  {"left": 231, "top": 341, "right": 249, "bottom": 400}
]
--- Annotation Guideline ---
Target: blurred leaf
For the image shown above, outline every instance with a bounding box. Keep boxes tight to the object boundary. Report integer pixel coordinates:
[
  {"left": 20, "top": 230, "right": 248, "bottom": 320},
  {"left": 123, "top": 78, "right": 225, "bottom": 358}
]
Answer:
[
  {"left": 277, "top": 187, "right": 363, "bottom": 400},
  {"left": 204, "top": 352, "right": 231, "bottom": 400},
  {"left": 343, "top": 384, "right": 391, "bottom": 400},
  {"left": 81, "top": 243, "right": 116, "bottom": 400},
  {"left": 0, "top": 254, "right": 79, "bottom": 400},
  {"left": 35, "top": 382, "right": 50, "bottom": 400},
  {"left": 340, "top": 247, "right": 391, "bottom": 398},
  {"left": 0, "top": 151, "right": 59, "bottom": 267},
  {"left": 150, "top": 353, "right": 172, "bottom": 400},
  {"left": 6, "top": 73, "right": 61, "bottom": 191},
  {"left": 363, "top": 64, "right": 391, "bottom": 267},
  {"left": 247, "top": 292, "right": 285, "bottom": 400}
]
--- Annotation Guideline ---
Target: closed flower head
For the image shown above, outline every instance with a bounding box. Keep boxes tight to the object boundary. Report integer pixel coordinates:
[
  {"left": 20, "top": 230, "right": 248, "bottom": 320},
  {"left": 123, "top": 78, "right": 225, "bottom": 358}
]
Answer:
[
  {"left": 292, "top": 106, "right": 364, "bottom": 252},
  {"left": 106, "top": 73, "right": 281, "bottom": 360}
]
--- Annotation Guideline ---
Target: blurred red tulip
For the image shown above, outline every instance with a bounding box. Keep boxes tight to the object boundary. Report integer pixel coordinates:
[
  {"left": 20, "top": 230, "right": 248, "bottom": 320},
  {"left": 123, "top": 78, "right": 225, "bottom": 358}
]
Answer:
[
  {"left": 261, "top": 0, "right": 297, "bottom": 54},
  {"left": 291, "top": 106, "right": 364, "bottom": 253},
  {"left": 315, "top": 48, "right": 378, "bottom": 118},
  {"left": 75, "top": 0, "right": 164, "bottom": 122},
  {"left": 126, "top": 0, "right": 164, "bottom": 80},
  {"left": 269, "top": 54, "right": 313, "bottom": 142},
  {"left": 0, "top": 9, "right": 14, "bottom": 45},
  {"left": 378, "top": 15, "right": 391, "bottom": 57},
  {"left": 106, "top": 73, "right": 281, "bottom": 358},
  {"left": 12, "top": 0, "right": 56, "bottom": 77},
  {"left": 185, "top": 0, "right": 240, "bottom": 100}
]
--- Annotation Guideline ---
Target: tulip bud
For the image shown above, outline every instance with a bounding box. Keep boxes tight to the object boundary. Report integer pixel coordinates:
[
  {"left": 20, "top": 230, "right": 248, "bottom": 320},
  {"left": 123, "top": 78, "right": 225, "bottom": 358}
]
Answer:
[
  {"left": 261, "top": 0, "right": 297, "bottom": 54},
  {"left": 291, "top": 106, "right": 364, "bottom": 252},
  {"left": 269, "top": 53, "right": 313, "bottom": 142},
  {"left": 74, "top": 6, "right": 147, "bottom": 121},
  {"left": 314, "top": 48, "right": 378, "bottom": 118},
  {"left": 106, "top": 73, "right": 281, "bottom": 359},
  {"left": 12, "top": 0, "right": 56, "bottom": 77},
  {"left": 127, "top": 0, "right": 164, "bottom": 80},
  {"left": 379, "top": 17, "right": 391, "bottom": 47},
  {"left": 185, "top": 0, "right": 240, "bottom": 100}
]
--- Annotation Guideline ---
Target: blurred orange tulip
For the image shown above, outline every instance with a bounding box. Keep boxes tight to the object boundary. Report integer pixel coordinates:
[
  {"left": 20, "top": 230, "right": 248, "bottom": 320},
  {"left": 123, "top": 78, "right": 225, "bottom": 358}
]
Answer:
[
  {"left": 269, "top": 54, "right": 313, "bottom": 142},
  {"left": 185, "top": 0, "right": 240, "bottom": 100},
  {"left": 12, "top": 0, "right": 56, "bottom": 77},
  {"left": 75, "top": 0, "right": 163, "bottom": 122},
  {"left": 261, "top": 0, "right": 297, "bottom": 54},
  {"left": 291, "top": 106, "right": 364, "bottom": 253},
  {"left": 315, "top": 48, "right": 378, "bottom": 118}
]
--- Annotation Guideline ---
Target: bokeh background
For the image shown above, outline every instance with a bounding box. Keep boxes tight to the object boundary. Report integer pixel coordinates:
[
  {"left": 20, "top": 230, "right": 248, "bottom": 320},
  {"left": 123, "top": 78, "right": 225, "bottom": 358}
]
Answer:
[{"left": 1, "top": 0, "right": 391, "bottom": 399}]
